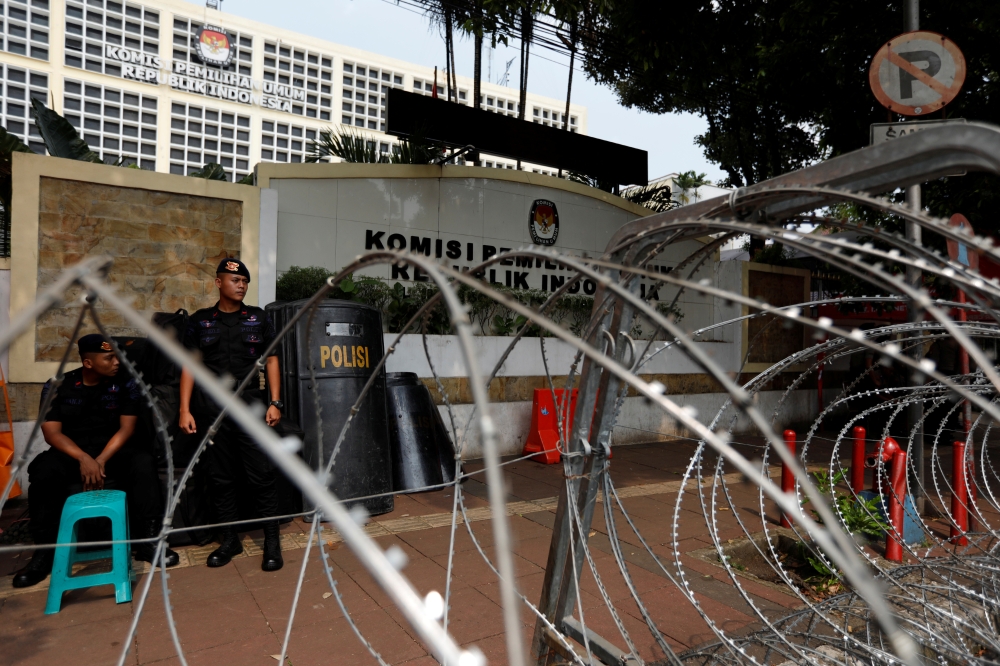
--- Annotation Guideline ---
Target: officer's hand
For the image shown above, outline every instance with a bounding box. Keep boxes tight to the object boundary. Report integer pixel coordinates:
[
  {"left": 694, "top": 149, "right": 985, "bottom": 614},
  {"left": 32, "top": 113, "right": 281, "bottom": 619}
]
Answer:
[
  {"left": 266, "top": 405, "right": 282, "bottom": 427},
  {"left": 79, "top": 455, "right": 104, "bottom": 491},
  {"left": 179, "top": 411, "right": 197, "bottom": 435}
]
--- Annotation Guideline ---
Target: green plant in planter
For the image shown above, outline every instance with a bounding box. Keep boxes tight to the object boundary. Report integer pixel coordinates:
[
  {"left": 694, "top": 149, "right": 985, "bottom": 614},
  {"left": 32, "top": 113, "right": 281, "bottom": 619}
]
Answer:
[
  {"left": 807, "top": 468, "right": 890, "bottom": 540},
  {"left": 493, "top": 313, "right": 527, "bottom": 336},
  {"left": 795, "top": 467, "right": 892, "bottom": 583},
  {"left": 385, "top": 282, "right": 451, "bottom": 334},
  {"left": 274, "top": 265, "right": 357, "bottom": 302}
]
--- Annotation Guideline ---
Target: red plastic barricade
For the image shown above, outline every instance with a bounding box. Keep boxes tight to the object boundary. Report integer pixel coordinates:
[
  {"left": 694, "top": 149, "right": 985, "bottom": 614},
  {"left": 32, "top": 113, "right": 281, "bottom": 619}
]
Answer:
[
  {"left": 523, "top": 388, "right": 578, "bottom": 464},
  {"left": 0, "top": 363, "right": 20, "bottom": 499}
]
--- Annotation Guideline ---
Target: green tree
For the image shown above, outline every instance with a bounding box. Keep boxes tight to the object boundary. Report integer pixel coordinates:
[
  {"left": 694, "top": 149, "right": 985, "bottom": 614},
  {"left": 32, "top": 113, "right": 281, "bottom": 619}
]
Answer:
[{"left": 572, "top": 1, "right": 1000, "bottom": 233}]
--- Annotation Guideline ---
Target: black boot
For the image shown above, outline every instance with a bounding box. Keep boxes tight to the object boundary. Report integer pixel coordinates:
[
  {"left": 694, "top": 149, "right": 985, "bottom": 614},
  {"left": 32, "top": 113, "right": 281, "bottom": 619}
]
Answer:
[
  {"left": 133, "top": 519, "right": 180, "bottom": 568},
  {"left": 261, "top": 521, "right": 283, "bottom": 572},
  {"left": 12, "top": 549, "right": 54, "bottom": 588},
  {"left": 206, "top": 528, "right": 243, "bottom": 568}
]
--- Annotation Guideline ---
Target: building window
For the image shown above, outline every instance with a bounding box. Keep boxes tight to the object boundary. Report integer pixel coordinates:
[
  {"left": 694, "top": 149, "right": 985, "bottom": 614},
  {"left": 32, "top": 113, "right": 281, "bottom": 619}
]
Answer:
[
  {"left": 2, "top": 0, "right": 50, "bottom": 61},
  {"left": 63, "top": 78, "right": 157, "bottom": 169},
  {"left": 528, "top": 104, "right": 566, "bottom": 127},
  {"left": 262, "top": 41, "right": 333, "bottom": 118},
  {"left": 412, "top": 76, "right": 468, "bottom": 108},
  {"left": 259, "top": 121, "right": 316, "bottom": 164},
  {"left": 64, "top": 1, "right": 157, "bottom": 77},
  {"left": 478, "top": 92, "right": 517, "bottom": 116},
  {"left": 169, "top": 102, "right": 250, "bottom": 181},
  {"left": 1, "top": 64, "right": 48, "bottom": 154},
  {"left": 343, "top": 62, "right": 405, "bottom": 131}
]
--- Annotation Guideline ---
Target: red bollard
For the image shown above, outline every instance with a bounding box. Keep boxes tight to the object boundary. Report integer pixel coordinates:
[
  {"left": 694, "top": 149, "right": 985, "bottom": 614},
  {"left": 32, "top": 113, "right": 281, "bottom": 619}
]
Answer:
[
  {"left": 866, "top": 436, "right": 900, "bottom": 495},
  {"left": 885, "top": 450, "right": 907, "bottom": 563},
  {"left": 951, "top": 441, "right": 969, "bottom": 546},
  {"left": 780, "top": 429, "right": 796, "bottom": 528},
  {"left": 851, "top": 426, "right": 866, "bottom": 493},
  {"left": 967, "top": 440, "right": 978, "bottom": 533}
]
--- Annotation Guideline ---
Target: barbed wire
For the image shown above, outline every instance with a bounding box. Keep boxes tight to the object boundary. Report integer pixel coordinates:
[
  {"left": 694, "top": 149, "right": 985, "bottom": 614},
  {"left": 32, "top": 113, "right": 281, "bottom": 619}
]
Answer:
[{"left": 8, "top": 144, "right": 1000, "bottom": 665}]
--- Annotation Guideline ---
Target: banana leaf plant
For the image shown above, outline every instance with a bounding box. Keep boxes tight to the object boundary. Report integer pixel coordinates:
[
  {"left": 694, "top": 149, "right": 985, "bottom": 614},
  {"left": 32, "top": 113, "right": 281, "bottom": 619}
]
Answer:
[
  {"left": 188, "top": 162, "right": 229, "bottom": 180},
  {"left": 30, "top": 98, "right": 103, "bottom": 163}
]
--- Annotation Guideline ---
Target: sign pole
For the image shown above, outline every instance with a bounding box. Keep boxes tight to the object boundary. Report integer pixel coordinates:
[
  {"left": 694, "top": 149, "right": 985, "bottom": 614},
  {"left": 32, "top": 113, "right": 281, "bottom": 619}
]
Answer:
[{"left": 902, "top": 0, "right": 926, "bottom": 515}]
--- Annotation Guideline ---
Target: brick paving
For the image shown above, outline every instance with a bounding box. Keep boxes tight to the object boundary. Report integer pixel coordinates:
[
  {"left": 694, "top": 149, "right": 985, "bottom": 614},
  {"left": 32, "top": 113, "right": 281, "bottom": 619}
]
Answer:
[{"left": 0, "top": 441, "right": 806, "bottom": 666}]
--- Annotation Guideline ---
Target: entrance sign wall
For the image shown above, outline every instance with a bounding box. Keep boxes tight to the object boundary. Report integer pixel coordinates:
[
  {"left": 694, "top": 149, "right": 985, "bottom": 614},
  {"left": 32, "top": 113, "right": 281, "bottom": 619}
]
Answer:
[{"left": 257, "top": 163, "right": 722, "bottom": 335}]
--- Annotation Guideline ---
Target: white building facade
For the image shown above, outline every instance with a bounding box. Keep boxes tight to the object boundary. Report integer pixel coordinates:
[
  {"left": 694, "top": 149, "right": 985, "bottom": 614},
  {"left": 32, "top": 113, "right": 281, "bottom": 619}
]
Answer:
[{"left": 0, "top": 0, "right": 587, "bottom": 181}]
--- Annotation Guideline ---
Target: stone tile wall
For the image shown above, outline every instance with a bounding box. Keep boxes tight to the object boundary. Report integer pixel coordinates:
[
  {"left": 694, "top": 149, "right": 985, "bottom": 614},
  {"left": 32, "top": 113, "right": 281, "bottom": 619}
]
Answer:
[{"left": 35, "top": 177, "right": 243, "bottom": 361}]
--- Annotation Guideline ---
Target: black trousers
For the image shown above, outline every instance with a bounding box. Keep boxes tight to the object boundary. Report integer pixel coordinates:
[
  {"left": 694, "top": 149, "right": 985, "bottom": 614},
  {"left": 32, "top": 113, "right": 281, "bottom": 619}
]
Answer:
[
  {"left": 27, "top": 446, "right": 162, "bottom": 545},
  {"left": 200, "top": 414, "right": 280, "bottom": 526}
]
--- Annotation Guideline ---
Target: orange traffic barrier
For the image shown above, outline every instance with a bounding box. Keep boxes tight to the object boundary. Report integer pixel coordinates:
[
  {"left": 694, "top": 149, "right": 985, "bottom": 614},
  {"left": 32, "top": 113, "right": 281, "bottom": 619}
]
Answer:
[
  {"left": 523, "top": 388, "right": 578, "bottom": 464},
  {"left": 0, "top": 362, "right": 21, "bottom": 499}
]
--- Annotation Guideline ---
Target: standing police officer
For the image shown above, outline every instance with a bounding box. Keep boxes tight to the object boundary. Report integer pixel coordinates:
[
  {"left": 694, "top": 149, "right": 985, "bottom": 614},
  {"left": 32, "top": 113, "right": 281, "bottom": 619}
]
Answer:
[
  {"left": 13, "top": 334, "right": 179, "bottom": 588},
  {"left": 178, "top": 258, "right": 285, "bottom": 572}
]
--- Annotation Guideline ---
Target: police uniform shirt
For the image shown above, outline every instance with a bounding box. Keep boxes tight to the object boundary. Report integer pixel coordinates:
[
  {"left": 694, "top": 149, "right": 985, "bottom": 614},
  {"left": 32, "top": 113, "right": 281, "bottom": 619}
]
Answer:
[
  {"left": 42, "top": 367, "right": 140, "bottom": 455},
  {"left": 183, "top": 302, "right": 277, "bottom": 386}
]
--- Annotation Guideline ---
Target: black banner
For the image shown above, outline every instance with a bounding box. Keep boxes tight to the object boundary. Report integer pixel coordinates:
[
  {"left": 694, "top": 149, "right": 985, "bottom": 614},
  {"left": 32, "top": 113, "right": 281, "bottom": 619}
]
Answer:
[{"left": 386, "top": 89, "right": 648, "bottom": 186}]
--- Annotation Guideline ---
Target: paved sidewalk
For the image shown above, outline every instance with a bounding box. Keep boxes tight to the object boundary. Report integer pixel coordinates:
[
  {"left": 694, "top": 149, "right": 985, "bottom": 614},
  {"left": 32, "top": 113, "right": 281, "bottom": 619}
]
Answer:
[{"left": 0, "top": 441, "right": 802, "bottom": 666}]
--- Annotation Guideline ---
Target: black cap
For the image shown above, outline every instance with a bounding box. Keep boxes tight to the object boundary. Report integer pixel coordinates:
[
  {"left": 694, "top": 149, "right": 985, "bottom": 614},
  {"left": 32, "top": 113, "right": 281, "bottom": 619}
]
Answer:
[
  {"left": 78, "top": 333, "right": 113, "bottom": 355},
  {"left": 216, "top": 257, "right": 250, "bottom": 281}
]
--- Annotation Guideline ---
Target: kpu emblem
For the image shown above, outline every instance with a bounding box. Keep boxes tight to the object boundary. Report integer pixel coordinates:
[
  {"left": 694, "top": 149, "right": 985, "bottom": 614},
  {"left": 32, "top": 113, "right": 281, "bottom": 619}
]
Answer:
[
  {"left": 529, "top": 199, "right": 559, "bottom": 246},
  {"left": 194, "top": 25, "right": 235, "bottom": 68}
]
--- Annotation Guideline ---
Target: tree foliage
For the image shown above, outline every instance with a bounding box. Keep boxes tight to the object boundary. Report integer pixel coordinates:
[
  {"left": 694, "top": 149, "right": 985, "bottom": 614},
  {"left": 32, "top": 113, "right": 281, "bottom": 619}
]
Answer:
[
  {"left": 306, "top": 128, "right": 445, "bottom": 164},
  {"left": 574, "top": 1, "right": 1000, "bottom": 232}
]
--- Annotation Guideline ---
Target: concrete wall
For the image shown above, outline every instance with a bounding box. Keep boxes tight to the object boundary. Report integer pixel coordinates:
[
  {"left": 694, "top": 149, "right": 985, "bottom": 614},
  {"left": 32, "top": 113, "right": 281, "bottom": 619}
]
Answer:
[
  {"left": 382, "top": 334, "right": 816, "bottom": 459},
  {"left": 9, "top": 151, "right": 261, "bottom": 383},
  {"left": 33, "top": 177, "right": 245, "bottom": 361}
]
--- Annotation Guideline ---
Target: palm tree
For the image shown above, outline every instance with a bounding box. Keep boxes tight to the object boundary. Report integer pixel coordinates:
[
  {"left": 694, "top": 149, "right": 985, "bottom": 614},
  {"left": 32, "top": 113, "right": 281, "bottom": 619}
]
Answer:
[
  {"left": 569, "top": 171, "right": 676, "bottom": 212},
  {"left": 673, "top": 170, "right": 711, "bottom": 204},
  {"left": 306, "top": 128, "right": 443, "bottom": 164}
]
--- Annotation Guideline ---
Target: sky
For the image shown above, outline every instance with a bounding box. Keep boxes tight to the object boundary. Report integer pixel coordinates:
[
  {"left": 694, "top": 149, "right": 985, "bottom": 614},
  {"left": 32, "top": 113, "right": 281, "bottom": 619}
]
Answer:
[{"left": 219, "top": 0, "right": 725, "bottom": 183}]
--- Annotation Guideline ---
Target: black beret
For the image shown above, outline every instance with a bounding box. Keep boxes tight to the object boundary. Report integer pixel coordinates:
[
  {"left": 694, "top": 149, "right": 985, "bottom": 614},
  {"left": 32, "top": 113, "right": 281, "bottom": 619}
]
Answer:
[
  {"left": 78, "top": 333, "right": 113, "bottom": 355},
  {"left": 216, "top": 257, "right": 250, "bottom": 281}
]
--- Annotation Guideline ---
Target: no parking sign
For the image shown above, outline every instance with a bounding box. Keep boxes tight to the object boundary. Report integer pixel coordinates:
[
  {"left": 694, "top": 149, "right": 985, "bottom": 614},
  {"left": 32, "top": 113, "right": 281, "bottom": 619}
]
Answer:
[{"left": 869, "top": 31, "right": 965, "bottom": 116}]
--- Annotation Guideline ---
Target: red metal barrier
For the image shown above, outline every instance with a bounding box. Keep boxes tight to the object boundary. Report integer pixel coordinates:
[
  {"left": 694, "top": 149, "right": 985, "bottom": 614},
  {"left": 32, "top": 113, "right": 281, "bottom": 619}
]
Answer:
[
  {"left": 523, "top": 388, "right": 578, "bottom": 464},
  {"left": 951, "top": 441, "right": 969, "bottom": 546},
  {"left": 851, "top": 426, "right": 866, "bottom": 493},
  {"left": 885, "top": 450, "right": 907, "bottom": 563},
  {"left": 780, "top": 429, "right": 796, "bottom": 528}
]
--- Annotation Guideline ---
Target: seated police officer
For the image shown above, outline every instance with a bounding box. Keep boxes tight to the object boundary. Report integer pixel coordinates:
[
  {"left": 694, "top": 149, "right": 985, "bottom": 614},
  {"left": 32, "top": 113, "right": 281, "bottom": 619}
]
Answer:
[
  {"left": 178, "top": 257, "right": 285, "bottom": 572},
  {"left": 13, "top": 334, "right": 179, "bottom": 588}
]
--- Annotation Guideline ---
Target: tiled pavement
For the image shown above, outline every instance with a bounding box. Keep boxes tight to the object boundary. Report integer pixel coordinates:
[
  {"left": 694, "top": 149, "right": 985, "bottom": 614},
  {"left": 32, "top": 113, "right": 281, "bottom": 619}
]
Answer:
[{"left": 0, "top": 440, "right": 835, "bottom": 666}]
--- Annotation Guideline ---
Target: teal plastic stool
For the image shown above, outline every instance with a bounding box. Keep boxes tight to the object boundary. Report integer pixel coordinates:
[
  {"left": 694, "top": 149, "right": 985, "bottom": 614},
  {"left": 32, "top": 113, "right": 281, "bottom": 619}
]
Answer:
[{"left": 45, "top": 489, "right": 133, "bottom": 614}]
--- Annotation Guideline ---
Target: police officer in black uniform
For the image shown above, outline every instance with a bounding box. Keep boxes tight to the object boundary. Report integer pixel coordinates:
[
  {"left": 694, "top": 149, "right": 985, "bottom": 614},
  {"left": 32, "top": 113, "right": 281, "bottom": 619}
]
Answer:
[
  {"left": 13, "top": 334, "right": 180, "bottom": 588},
  {"left": 178, "top": 257, "right": 285, "bottom": 572}
]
